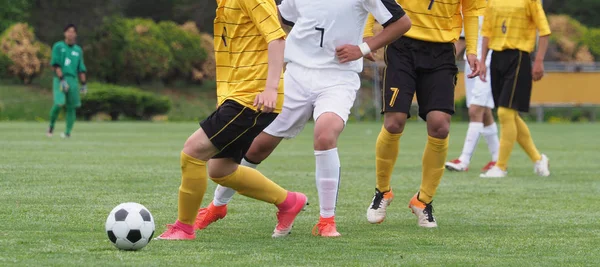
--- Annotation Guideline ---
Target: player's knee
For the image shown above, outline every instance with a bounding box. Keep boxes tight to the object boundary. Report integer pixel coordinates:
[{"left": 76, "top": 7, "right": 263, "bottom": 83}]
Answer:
[
  {"left": 182, "top": 135, "right": 213, "bottom": 161},
  {"left": 428, "top": 123, "right": 450, "bottom": 139},
  {"left": 383, "top": 116, "right": 406, "bottom": 134},
  {"left": 468, "top": 106, "right": 485, "bottom": 121},
  {"left": 314, "top": 131, "right": 338, "bottom": 150}
]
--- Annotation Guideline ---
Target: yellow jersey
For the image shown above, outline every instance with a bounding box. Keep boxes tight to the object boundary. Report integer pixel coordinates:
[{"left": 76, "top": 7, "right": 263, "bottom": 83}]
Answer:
[
  {"left": 214, "top": 0, "right": 286, "bottom": 112},
  {"left": 364, "top": 0, "right": 486, "bottom": 55},
  {"left": 481, "top": 0, "right": 551, "bottom": 53}
]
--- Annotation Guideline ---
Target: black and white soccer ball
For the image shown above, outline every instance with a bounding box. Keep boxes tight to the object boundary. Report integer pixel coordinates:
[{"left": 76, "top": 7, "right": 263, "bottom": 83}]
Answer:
[{"left": 105, "top": 202, "right": 155, "bottom": 251}]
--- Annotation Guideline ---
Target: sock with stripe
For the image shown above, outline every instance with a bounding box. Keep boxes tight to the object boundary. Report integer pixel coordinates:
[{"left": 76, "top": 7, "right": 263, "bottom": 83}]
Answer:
[
  {"left": 315, "top": 148, "right": 341, "bottom": 218},
  {"left": 419, "top": 135, "right": 449, "bottom": 204},
  {"left": 177, "top": 151, "right": 208, "bottom": 228},
  {"left": 375, "top": 126, "right": 402, "bottom": 192},
  {"left": 496, "top": 107, "right": 518, "bottom": 171}
]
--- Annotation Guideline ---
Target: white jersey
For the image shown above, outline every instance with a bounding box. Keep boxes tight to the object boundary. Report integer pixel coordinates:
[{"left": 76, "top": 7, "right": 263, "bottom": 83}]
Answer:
[
  {"left": 279, "top": 0, "right": 405, "bottom": 73},
  {"left": 461, "top": 16, "right": 486, "bottom": 60}
]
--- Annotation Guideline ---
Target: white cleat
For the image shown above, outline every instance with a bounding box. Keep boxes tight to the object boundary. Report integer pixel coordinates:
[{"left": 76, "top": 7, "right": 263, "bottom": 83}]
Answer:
[
  {"left": 480, "top": 166, "right": 507, "bottom": 178},
  {"left": 445, "top": 159, "right": 469, "bottom": 172},
  {"left": 534, "top": 154, "right": 550, "bottom": 177},
  {"left": 366, "top": 189, "right": 394, "bottom": 224}
]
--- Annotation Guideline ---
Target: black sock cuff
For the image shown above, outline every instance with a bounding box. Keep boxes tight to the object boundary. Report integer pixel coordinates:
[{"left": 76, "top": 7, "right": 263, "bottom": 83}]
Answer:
[{"left": 243, "top": 156, "right": 261, "bottom": 165}]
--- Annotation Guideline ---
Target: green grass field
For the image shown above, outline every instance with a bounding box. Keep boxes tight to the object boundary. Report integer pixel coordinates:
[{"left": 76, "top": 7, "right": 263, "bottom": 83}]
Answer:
[{"left": 1, "top": 122, "right": 599, "bottom": 266}]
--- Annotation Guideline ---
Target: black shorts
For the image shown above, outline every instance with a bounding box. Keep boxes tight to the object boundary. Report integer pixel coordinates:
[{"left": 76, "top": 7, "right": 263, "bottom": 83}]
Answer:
[
  {"left": 382, "top": 37, "right": 458, "bottom": 120},
  {"left": 490, "top": 50, "right": 533, "bottom": 113},
  {"left": 200, "top": 100, "right": 277, "bottom": 163}
]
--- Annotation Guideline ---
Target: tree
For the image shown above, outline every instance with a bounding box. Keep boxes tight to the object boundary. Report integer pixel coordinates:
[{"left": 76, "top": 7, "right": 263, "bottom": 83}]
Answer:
[
  {"left": 0, "top": 0, "right": 31, "bottom": 33},
  {"left": 545, "top": 0, "right": 600, "bottom": 27}
]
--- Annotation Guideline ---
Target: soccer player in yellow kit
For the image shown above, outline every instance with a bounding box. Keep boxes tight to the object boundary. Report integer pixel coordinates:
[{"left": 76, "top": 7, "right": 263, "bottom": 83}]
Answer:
[
  {"left": 364, "top": 0, "right": 485, "bottom": 228},
  {"left": 479, "top": 0, "right": 551, "bottom": 178},
  {"left": 156, "top": 0, "right": 307, "bottom": 240}
]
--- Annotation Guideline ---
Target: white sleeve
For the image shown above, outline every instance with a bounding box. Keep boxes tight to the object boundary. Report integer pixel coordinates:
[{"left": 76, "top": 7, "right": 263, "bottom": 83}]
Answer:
[
  {"left": 362, "top": 0, "right": 406, "bottom": 27},
  {"left": 278, "top": 0, "right": 298, "bottom": 26}
]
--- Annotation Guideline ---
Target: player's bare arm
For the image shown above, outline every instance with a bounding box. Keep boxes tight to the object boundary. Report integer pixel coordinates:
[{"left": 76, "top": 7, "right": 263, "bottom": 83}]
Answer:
[
  {"left": 337, "top": 15, "right": 411, "bottom": 63},
  {"left": 254, "top": 38, "right": 285, "bottom": 113},
  {"left": 532, "top": 35, "right": 549, "bottom": 81}
]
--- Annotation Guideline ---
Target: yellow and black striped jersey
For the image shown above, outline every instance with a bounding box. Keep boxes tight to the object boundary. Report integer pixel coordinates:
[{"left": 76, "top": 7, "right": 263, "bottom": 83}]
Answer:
[
  {"left": 481, "top": 0, "right": 551, "bottom": 53},
  {"left": 214, "top": 0, "right": 285, "bottom": 112},
  {"left": 365, "top": 0, "right": 486, "bottom": 55}
]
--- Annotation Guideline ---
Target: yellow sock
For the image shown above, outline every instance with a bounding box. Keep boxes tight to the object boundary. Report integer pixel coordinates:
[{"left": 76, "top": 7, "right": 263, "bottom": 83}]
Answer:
[
  {"left": 515, "top": 115, "right": 542, "bottom": 162},
  {"left": 497, "top": 107, "right": 518, "bottom": 171},
  {"left": 211, "top": 166, "right": 288, "bottom": 205},
  {"left": 375, "top": 126, "right": 402, "bottom": 192},
  {"left": 177, "top": 151, "right": 208, "bottom": 225},
  {"left": 418, "top": 135, "right": 449, "bottom": 204}
]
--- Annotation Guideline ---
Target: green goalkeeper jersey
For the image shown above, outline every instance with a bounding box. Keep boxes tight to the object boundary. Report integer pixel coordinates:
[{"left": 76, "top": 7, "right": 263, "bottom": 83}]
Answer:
[{"left": 50, "top": 41, "right": 87, "bottom": 78}]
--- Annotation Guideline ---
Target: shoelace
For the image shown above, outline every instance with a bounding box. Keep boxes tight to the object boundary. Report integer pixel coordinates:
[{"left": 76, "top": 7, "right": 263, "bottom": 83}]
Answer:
[
  {"left": 370, "top": 191, "right": 385, "bottom": 210},
  {"left": 423, "top": 204, "right": 435, "bottom": 222}
]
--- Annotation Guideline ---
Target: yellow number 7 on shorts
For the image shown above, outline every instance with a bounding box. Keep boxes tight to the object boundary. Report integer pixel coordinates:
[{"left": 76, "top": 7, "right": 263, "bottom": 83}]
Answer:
[{"left": 389, "top": 87, "right": 399, "bottom": 107}]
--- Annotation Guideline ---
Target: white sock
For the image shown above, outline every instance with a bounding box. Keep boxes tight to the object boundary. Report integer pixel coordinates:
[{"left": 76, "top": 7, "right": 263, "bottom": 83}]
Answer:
[
  {"left": 458, "top": 122, "right": 484, "bottom": 165},
  {"left": 482, "top": 123, "right": 500, "bottom": 162},
  {"left": 212, "top": 158, "right": 258, "bottom": 206},
  {"left": 314, "top": 148, "right": 341, "bottom": 219}
]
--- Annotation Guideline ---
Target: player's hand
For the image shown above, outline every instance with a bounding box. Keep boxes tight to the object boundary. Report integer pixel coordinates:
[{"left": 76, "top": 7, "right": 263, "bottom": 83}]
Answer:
[
  {"left": 254, "top": 86, "right": 278, "bottom": 113},
  {"left": 336, "top": 45, "right": 363, "bottom": 63},
  {"left": 532, "top": 61, "right": 545, "bottom": 81},
  {"left": 479, "top": 58, "right": 488, "bottom": 82},
  {"left": 364, "top": 52, "right": 376, "bottom": 62},
  {"left": 466, "top": 54, "right": 480, "bottom": 79},
  {"left": 60, "top": 79, "right": 69, "bottom": 92},
  {"left": 80, "top": 84, "right": 88, "bottom": 96}
]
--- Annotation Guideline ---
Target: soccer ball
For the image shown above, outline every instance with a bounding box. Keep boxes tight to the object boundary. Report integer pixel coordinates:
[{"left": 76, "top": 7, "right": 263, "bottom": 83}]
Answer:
[{"left": 105, "top": 202, "right": 155, "bottom": 251}]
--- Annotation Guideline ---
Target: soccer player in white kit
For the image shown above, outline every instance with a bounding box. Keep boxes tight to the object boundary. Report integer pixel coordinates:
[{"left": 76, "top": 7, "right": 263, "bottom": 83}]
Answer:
[
  {"left": 445, "top": 16, "right": 500, "bottom": 173},
  {"left": 194, "top": 0, "right": 412, "bottom": 237}
]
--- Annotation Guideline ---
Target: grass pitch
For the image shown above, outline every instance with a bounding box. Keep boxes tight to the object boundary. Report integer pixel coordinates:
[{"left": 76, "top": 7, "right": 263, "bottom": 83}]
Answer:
[{"left": 1, "top": 122, "right": 599, "bottom": 266}]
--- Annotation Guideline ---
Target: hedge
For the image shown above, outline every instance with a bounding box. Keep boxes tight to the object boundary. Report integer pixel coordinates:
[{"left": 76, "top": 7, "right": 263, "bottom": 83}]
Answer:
[{"left": 79, "top": 82, "right": 171, "bottom": 121}]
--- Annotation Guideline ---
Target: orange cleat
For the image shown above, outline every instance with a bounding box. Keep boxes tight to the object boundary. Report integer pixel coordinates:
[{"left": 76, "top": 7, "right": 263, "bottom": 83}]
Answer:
[
  {"left": 408, "top": 193, "right": 437, "bottom": 228},
  {"left": 272, "top": 192, "right": 308, "bottom": 238},
  {"left": 194, "top": 202, "right": 227, "bottom": 230},
  {"left": 155, "top": 223, "right": 195, "bottom": 240},
  {"left": 312, "top": 216, "right": 341, "bottom": 237}
]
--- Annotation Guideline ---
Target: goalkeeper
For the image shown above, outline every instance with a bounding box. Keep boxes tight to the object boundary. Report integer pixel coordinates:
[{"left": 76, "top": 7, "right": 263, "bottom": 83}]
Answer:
[{"left": 46, "top": 24, "right": 87, "bottom": 138}]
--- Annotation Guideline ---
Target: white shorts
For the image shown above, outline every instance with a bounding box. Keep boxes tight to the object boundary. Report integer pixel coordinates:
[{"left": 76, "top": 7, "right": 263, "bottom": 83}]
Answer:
[
  {"left": 263, "top": 63, "right": 360, "bottom": 139},
  {"left": 464, "top": 52, "right": 494, "bottom": 109}
]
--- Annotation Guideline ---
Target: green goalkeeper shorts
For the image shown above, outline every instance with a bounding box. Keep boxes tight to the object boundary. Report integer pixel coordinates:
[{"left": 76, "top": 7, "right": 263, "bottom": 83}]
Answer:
[{"left": 53, "top": 76, "right": 81, "bottom": 108}]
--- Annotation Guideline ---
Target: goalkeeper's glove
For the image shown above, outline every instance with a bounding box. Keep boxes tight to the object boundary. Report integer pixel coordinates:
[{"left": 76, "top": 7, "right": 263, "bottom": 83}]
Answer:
[
  {"left": 60, "top": 77, "right": 69, "bottom": 92},
  {"left": 80, "top": 83, "right": 88, "bottom": 96}
]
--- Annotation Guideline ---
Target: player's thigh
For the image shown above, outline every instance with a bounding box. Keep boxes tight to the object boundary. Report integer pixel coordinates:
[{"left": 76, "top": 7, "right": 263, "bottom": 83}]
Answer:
[
  {"left": 262, "top": 69, "right": 313, "bottom": 139},
  {"left": 382, "top": 43, "right": 416, "bottom": 116},
  {"left": 415, "top": 67, "right": 457, "bottom": 121},
  {"left": 312, "top": 70, "right": 360, "bottom": 125}
]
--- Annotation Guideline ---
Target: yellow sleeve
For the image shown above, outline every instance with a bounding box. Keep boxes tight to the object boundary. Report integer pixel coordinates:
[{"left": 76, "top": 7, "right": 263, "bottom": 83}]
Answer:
[
  {"left": 481, "top": 1, "right": 492, "bottom": 38},
  {"left": 463, "top": 16, "right": 479, "bottom": 55},
  {"left": 462, "top": 0, "right": 487, "bottom": 16},
  {"left": 363, "top": 14, "right": 376, "bottom": 38},
  {"left": 529, "top": 0, "right": 551, "bottom": 36},
  {"left": 240, "top": 0, "right": 286, "bottom": 43}
]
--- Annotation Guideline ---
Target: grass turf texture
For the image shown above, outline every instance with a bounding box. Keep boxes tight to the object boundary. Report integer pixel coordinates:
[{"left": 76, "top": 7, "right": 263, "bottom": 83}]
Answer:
[{"left": 1, "top": 122, "right": 599, "bottom": 266}]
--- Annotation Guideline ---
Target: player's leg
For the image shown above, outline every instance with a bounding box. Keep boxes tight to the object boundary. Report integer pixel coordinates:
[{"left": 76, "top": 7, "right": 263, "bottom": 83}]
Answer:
[
  {"left": 310, "top": 70, "right": 359, "bottom": 237},
  {"left": 196, "top": 67, "right": 314, "bottom": 230},
  {"left": 409, "top": 49, "right": 456, "bottom": 227},
  {"left": 195, "top": 132, "right": 284, "bottom": 230},
  {"left": 367, "top": 41, "right": 416, "bottom": 224},
  {"left": 63, "top": 77, "right": 81, "bottom": 138},
  {"left": 48, "top": 78, "right": 65, "bottom": 137},
  {"left": 481, "top": 108, "right": 500, "bottom": 171}
]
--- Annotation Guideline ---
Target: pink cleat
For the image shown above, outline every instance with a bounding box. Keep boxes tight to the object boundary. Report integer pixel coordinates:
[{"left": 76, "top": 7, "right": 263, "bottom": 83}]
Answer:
[
  {"left": 194, "top": 202, "right": 227, "bottom": 230},
  {"left": 155, "top": 223, "right": 195, "bottom": 240},
  {"left": 272, "top": 192, "right": 308, "bottom": 238}
]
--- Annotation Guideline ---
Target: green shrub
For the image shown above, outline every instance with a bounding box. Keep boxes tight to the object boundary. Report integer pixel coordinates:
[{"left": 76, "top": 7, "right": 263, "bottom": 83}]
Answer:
[
  {"left": 0, "top": 53, "right": 11, "bottom": 78},
  {"left": 584, "top": 28, "right": 600, "bottom": 57},
  {"left": 87, "top": 17, "right": 207, "bottom": 85},
  {"left": 79, "top": 82, "right": 171, "bottom": 121},
  {"left": 0, "top": 23, "right": 50, "bottom": 84}
]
